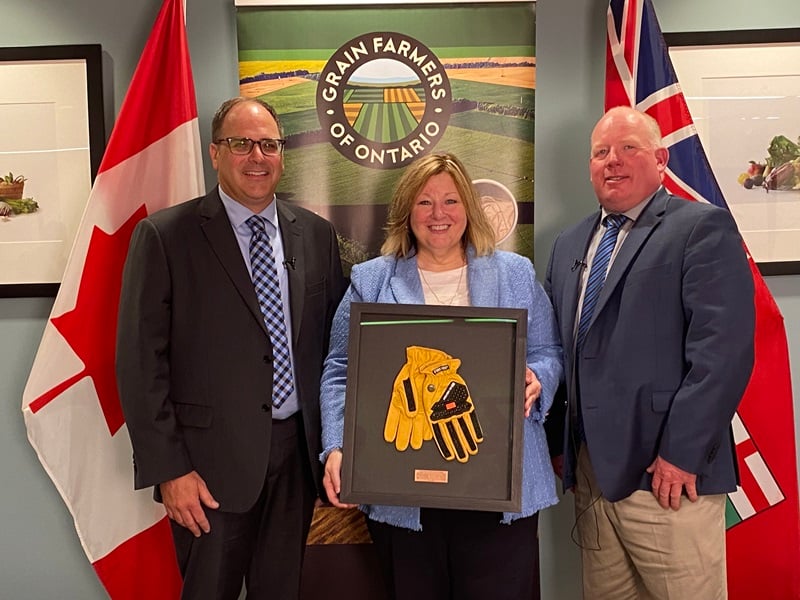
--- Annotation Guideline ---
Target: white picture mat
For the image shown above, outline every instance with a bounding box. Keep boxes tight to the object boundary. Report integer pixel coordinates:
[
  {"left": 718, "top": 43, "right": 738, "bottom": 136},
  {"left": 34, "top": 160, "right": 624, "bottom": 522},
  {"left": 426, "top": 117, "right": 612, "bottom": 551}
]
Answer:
[
  {"left": 669, "top": 43, "right": 800, "bottom": 264},
  {"left": 0, "top": 59, "right": 93, "bottom": 285}
]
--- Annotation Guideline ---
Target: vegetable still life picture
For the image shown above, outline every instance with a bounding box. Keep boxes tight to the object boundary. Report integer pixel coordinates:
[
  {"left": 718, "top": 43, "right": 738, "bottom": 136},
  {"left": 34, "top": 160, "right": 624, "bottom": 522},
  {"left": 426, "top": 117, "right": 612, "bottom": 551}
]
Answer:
[
  {"left": 737, "top": 135, "right": 800, "bottom": 192},
  {"left": 0, "top": 172, "right": 39, "bottom": 220}
]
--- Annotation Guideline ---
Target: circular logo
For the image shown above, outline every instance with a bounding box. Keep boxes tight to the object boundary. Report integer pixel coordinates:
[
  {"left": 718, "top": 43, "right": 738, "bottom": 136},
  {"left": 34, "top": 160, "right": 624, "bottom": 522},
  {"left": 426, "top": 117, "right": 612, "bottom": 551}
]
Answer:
[
  {"left": 473, "top": 179, "right": 519, "bottom": 244},
  {"left": 316, "top": 32, "right": 452, "bottom": 170}
]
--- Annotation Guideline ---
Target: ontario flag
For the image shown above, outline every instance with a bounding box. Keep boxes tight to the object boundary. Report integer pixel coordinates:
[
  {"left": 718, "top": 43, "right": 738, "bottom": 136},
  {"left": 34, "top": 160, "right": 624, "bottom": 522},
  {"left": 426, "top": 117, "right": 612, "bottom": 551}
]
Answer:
[
  {"left": 21, "top": 0, "right": 203, "bottom": 597},
  {"left": 606, "top": 0, "right": 799, "bottom": 597}
]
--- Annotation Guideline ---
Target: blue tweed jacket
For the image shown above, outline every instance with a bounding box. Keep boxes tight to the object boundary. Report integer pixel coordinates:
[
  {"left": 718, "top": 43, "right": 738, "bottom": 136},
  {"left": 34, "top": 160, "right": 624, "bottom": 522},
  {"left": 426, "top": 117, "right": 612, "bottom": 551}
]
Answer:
[{"left": 320, "top": 247, "right": 563, "bottom": 530}]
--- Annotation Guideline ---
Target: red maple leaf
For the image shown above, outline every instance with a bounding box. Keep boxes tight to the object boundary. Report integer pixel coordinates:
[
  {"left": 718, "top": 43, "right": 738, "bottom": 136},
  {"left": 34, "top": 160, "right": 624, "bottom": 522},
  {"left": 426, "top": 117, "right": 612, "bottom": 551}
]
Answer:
[{"left": 29, "top": 206, "right": 148, "bottom": 436}]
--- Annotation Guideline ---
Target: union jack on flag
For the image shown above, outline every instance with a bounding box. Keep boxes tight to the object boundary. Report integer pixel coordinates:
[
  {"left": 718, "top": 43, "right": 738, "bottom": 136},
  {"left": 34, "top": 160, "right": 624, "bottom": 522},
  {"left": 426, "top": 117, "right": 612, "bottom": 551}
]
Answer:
[{"left": 605, "top": 1, "right": 800, "bottom": 598}]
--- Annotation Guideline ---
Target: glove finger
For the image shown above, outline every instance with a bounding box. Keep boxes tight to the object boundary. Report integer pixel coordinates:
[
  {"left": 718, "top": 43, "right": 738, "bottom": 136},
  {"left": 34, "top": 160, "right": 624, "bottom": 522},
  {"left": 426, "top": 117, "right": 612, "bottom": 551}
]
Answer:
[
  {"left": 457, "top": 410, "right": 484, "bottom": 446},
  {"left": 384, "top": 406, "right": 401, "bottom": 443},
  {"left": 444, "top": 419, "right": 469, "bottom": 462},
  {"left": 454, "top": 415, "right": 479, "bottom": 456},
  {"left": 409, "top": 414, "right": 428, "bottom": 450},
  {"left": 421, "top": 416, "right": 433, "bottom": 441},
  {"left": 431, "top": 421, "right": 455, "bottom": 461},
  {"left": 467, "top": 410, "right": 483, "bottom": 441},
  {"left": 395, "top": 415, "right": 413, "bottom": 451},
  {"left": 432, "top": 419, "right": 470, "bottom": 463}
]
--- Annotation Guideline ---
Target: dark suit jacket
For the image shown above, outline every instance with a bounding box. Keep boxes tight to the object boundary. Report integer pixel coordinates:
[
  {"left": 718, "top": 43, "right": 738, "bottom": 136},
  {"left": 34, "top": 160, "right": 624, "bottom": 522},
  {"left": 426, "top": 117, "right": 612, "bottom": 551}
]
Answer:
[
  {"left": 116, "top": 187, "right": 345, "bottom": 512},
  {"left": 545, "top": 188, "right": 755, "bottom": 502}
]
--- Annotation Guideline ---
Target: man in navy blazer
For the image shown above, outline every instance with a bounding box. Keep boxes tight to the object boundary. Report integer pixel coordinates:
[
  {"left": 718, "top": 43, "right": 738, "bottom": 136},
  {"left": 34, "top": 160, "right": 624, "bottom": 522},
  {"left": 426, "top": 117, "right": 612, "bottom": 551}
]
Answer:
[
  {"left": 116, "top": 98, "right": 345, "bottom": 599},
  {"left": 545, "top": 107, "right": 754, "bottom": 598}
]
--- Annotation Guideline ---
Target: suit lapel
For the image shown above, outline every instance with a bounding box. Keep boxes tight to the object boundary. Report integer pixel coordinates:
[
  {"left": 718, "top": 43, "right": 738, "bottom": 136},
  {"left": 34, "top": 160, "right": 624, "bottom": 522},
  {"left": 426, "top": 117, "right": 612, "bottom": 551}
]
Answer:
[
  {"left": 199, "top": 189, "right": 267, "bottom": 335},
  {"left": 592, "top": 189, "right": 667, "bottom": 321},
  {"left": 276, "top": 201, "right": 305, "bottom": 344},
  {"left": 389, "top": 254, "right": 425, "bottom": 304},
  {"left": 466, "top": 250, "right": 500, "bottom": 307}
]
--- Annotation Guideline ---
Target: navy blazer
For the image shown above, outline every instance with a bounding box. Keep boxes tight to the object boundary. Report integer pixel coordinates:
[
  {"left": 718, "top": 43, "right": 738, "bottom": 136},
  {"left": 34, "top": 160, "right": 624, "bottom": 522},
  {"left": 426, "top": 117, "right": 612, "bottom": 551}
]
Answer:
[
  {"left": 117, "top": 188, "right": 345, "bottom": 511},
  {"left": 545, "top": 188, "right": 755, "bottom": 502}
]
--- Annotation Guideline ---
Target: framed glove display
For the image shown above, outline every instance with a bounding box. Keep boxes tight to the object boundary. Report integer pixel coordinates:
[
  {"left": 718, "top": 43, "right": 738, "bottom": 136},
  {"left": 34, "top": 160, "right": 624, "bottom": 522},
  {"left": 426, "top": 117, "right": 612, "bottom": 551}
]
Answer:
[{"left": 340, "top": 302, "right": 527, "bottom": 512}]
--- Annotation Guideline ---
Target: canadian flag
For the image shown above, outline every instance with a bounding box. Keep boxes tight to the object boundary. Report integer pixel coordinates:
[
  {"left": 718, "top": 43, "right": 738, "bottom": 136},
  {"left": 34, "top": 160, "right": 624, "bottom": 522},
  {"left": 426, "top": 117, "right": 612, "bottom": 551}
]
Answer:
[{"left": 21, "top": 0, "right": 203, "bottom": 596}]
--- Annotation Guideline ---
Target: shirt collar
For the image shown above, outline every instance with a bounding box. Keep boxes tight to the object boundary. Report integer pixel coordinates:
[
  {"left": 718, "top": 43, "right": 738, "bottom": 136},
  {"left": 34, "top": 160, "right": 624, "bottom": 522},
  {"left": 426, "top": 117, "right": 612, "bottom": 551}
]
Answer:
[
  {"left": 218, "top": 185, "right": 279, "bottom": 233},
  {"left": 600, "top": 186, "right": 659, "bottom": 224}
]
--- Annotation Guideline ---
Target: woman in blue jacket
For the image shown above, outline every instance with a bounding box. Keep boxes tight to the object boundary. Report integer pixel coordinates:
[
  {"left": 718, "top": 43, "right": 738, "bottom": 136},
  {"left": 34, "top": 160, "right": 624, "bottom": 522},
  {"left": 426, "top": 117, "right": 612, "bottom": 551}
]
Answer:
[{"left": 319, "top": 152, "right": 562, "bottom": 600}]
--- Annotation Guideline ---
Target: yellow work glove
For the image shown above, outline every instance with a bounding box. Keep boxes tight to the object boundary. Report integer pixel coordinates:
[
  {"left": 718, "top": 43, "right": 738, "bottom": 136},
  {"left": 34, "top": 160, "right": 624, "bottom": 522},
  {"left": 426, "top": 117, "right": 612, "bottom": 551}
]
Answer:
[
  {"left": 417, "top": 352, "right": 484, "bottom": 463},
  {"left": 383, "top": 346, "right": 438, "bottom": 451}
]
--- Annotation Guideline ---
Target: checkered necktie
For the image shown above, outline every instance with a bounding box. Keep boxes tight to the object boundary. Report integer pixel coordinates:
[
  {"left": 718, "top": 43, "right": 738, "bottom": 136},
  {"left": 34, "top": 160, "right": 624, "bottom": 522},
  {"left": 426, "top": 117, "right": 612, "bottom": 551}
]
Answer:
[
  {"left": 247, "top": 215, "right": 294, "bottom": 408},
  {"left": 576, "top": 213, "right": 628, "bottom": 351}
]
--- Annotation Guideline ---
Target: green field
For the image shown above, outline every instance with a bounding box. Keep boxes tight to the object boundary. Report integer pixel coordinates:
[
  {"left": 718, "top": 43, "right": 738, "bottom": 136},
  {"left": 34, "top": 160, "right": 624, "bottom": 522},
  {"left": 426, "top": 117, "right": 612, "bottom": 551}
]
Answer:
[
  {"left": 280, "top": 125, "right": 532, "bottom": 206},
  {"left": 353, "top": 102, "right": 418, "bottom": 142},
  {"left": 449, "top": 111, "right": 533, "bottom": 143},
  {"left": 450, "top": 80, "right": 534, "bottom": 110},
  {"left": 260, "top": 79, "right": 533, "bottom": 138}
]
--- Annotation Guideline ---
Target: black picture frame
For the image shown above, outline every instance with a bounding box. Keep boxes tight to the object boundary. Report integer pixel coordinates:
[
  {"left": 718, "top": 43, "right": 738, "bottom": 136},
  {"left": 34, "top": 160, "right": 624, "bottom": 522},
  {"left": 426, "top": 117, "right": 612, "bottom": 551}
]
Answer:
[
  {"left": 340, "top": 302, "right": 527, "bottom": 512},
  {"left": 664, "top": 28, "right": 800, "bottom": 277},
  {"left": 0, "top": 44, "right": 106, "bottom": 297}
]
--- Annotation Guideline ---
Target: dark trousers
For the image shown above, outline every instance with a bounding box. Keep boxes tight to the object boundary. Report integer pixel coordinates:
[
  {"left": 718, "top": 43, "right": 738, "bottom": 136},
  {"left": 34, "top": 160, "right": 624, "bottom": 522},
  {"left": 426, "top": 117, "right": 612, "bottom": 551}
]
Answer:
[
  {"left": 368, "top": 509, "right": 540, "bottom": 600},
  {"left": 171, "top": 414, "right": 316, "bottom": 600}
]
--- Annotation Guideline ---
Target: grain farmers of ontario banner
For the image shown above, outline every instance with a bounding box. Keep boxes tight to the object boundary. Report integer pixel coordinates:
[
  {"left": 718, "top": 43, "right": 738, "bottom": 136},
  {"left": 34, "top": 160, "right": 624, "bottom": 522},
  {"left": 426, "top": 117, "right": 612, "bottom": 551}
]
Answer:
[{"left": 235, "top": 2, "right": 536, "bottom": 272}]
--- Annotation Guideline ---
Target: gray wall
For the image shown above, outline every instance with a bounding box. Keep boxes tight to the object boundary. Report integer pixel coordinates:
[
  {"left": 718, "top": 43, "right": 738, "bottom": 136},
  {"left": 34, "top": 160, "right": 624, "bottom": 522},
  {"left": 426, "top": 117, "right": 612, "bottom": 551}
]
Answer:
[{"left": 1, "top": 1, "right": 797, "bottom": 598}]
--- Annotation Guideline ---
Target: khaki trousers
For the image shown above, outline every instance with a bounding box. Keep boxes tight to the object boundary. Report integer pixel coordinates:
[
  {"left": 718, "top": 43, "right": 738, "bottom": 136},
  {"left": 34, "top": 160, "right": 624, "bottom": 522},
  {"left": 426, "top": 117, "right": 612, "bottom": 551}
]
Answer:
[{"left": 575, "top": 445, "right": 727, "bottom": 600}]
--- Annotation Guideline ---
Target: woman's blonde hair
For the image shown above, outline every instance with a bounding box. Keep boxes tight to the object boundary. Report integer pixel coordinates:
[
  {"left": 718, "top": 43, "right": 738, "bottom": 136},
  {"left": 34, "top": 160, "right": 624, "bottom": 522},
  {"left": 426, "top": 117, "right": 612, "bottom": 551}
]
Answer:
[{"left": 381, "top": 153, "right": 496, "bottom": 258}]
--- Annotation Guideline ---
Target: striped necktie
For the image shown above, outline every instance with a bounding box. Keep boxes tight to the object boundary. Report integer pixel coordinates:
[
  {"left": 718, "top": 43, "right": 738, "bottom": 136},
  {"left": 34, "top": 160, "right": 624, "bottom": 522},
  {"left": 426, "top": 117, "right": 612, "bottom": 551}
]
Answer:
[{"left": 576, "top": 213, "right": 627, "bottom": 351}]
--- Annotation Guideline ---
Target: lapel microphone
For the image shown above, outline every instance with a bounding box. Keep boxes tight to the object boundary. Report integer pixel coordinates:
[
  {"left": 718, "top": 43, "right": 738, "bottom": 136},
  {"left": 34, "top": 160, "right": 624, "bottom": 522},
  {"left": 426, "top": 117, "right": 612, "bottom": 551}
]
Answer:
[
  {"left": 282, "top": 257, "right": 296, "bottom": 270},
  {"left": 571, "top": 259, "right": 587, "bottom": 272}
]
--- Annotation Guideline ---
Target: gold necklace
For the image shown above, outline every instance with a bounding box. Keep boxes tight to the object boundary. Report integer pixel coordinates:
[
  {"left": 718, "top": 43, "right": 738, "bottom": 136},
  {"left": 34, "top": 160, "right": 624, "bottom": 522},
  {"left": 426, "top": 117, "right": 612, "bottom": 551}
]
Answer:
[{"left": 418, "top": 264, "right": 467, "bottom": 305}]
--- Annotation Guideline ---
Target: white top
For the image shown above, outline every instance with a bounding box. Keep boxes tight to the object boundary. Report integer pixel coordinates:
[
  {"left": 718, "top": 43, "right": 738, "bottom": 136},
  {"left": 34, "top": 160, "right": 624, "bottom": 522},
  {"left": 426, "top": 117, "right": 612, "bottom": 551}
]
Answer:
[{"left": 418, "top": 265, "right": 470, "bottom": 306}]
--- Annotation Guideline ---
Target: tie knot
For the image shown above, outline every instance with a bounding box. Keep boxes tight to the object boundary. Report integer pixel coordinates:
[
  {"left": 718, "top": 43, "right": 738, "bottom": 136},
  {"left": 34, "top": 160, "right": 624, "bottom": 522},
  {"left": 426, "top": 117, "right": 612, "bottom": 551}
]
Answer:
[
  {"left": 246, "top": 215, "right": 266, "bottom": 236},
  {"left": 604, "top": 214, "right": 627, "bottom": 230}
]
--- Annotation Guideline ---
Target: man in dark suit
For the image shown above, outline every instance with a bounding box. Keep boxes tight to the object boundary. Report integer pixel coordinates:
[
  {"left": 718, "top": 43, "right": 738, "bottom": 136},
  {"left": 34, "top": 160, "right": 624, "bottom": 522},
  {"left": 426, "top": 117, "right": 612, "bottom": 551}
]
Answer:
[
  {"left": 116, "top": 97, "right": 346, "bottom": 599},
  {"left": 545, "top": 106, "right": 754, "bottom": 599}
]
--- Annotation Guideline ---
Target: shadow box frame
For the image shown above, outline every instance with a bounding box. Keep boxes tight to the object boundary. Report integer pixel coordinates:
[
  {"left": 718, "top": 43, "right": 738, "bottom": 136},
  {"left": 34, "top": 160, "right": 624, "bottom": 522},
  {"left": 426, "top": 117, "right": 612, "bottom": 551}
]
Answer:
[
  {"left": 340, "top": 302, "right": 527, "bottom": 512},
  {"left": 0, "top": 44, "right": 106, "bottom": 297},
  {"left": 664, "top": 28, "right": 800, "bottom": 277}
]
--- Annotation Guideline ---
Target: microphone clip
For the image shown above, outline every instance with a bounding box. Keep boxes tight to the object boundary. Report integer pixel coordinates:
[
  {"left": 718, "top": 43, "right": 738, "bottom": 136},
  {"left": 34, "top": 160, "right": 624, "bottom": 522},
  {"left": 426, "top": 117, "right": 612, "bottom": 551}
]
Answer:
[{"left": 571, "top": 259, "right": 587, "bottom": 272}]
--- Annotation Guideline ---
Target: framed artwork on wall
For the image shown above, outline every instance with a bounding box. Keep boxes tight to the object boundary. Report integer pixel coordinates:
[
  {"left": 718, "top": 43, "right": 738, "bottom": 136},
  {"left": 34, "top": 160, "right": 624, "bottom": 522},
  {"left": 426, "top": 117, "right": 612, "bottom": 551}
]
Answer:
[
  {"left": 0, "top": 44, "right": 105, "bottom": 297},
  {"left": 665, "top": 29, "right": 800, "bottom": 276}
]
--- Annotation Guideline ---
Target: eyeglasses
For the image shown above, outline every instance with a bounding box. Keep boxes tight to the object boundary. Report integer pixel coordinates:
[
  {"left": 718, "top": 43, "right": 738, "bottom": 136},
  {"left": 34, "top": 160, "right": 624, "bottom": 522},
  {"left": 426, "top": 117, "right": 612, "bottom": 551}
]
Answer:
[{"left": 214, "top": 137, "right": 286, "bottom": 156}]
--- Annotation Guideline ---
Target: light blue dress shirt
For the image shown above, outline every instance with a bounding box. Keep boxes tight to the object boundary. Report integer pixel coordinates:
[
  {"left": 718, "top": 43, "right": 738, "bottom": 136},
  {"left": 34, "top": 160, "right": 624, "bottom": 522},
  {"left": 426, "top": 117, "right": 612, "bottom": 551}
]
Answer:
[{"left": 219, "top": 187, "right": 299, "bottom": 418}]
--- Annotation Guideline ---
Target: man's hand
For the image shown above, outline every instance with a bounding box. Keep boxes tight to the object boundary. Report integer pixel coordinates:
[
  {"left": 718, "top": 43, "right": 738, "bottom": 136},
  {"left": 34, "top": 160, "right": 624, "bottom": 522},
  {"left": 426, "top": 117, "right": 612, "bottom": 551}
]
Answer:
[
  {"left": 551, "top": 454, "right": 565, "bottom": 480},
  {"left": 160, "top": 471, "right": 219, "bottom": 537},
  {"left": 646, "top": 456, "right": 698, "bottom": 510},
  {"left": 322, "top": 449, "right": 356, "bottom": 509},
  {"left": 524, "top": 367, "right": 541, "bottom": 418}
]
